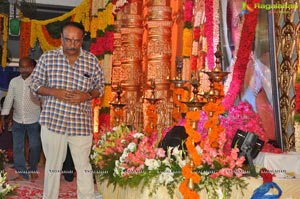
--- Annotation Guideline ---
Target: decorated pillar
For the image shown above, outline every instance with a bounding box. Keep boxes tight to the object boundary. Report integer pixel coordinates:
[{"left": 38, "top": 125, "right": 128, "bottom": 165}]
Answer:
[
  {"left": 120, "top": 1, "right": 144, "bottom": 129},
  {"left": 144, "top": 0, "right": 173, "bottom": 130}
]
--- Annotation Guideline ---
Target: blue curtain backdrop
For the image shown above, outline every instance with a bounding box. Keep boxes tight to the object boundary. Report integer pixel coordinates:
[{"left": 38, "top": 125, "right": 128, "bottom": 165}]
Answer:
[{"left": 0, "top": 66, "right": 20, "bottom": 91}]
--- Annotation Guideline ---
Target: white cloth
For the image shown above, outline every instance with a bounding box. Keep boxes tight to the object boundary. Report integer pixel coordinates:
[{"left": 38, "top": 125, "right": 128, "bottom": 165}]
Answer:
[
  {"left": 41, "top": 126, "right": 95, "bottom": 199},
  {"left": 1, "top": 75, "right": 40, "bottom": 124}
]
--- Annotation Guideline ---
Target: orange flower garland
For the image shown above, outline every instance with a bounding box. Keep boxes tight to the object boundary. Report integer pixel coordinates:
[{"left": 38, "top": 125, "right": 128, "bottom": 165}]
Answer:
[
  {"left": 20, "top": 21, "right": 31, "bottom": 57},
  {"left": 203, "top": 83, "right": 225, "bottom": 148},
  {"left": 145, "top": 104, "right": 158, "bottom": 136},
  {"left": 113, "top": 108, "right": 123, "bottom": 124},
  {"left": 41, "top": 25, "right": 61, "bottom": 47},
  {"left": 180, "top": 110, "right": 202, "bottom": 199},
  {"left": 0, "top": 14, "right": 8, "bottom": 67},
  {"left": 172, "top": 88, "right": 188, "bottom": 123}
]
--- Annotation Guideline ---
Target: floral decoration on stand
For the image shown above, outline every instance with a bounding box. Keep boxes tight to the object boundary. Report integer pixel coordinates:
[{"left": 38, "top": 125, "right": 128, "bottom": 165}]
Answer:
[
  {"left": 202, "top": 82, "right": 225, "bottom": 148},
  {"left": 179, "top": 111, "right": 202, "bottom": 199},
  {"left": 90, "top": 125, "right": 185, "bottom": 198},
  {"left": 97, "top": 84, "right": 112, "bottom": 131},
  {"left": 145, "top": 104, "right": 158, "bottom": 137},
  {"left": 172, "top": 88, "right": 188, "bottom": 124}
]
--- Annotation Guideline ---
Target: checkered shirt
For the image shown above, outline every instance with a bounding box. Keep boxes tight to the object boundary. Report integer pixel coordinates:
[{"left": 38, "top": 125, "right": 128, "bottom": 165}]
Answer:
[{"left": 30, "top": 47, "right": 104, "bottom": 136}]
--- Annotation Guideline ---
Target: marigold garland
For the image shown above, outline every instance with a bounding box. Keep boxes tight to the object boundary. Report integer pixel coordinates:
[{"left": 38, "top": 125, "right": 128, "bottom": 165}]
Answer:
[
  {"left": 182, "top": 29, "right": 193, "bottom": 58},
  {"left": 172, "top": 88, "right": 188, "bottom": 124},
  {"left": 145, "top": 104, "right": 158, "bottom": 136},
  {"left": 0, "top": 14, "right": 8, "bottom": 67},
  {"left": 19, "top": 20, "right": 31, "bottom": 58},
  {"left": 180, "top": 110, "right": 202, "bottom": 199},
  {"left": 41, "top": 25, "right": 61, "bottom": 47},
  {"left": 20, "top": 0, "right": 91, "bottom": 56},
  {"left": 203, "top": 96, "right": 225, "bottom": 148}
]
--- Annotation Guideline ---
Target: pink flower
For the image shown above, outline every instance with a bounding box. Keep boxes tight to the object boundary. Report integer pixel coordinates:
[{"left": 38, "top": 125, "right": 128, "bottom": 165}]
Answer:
[
  {"left": 219, "top": 168, "right": 233, "bottom": 178},
  {"left": 184, "top": 0, "right": 193, "bottom": 22},
  {"left": 234, "top": 168, "right": 245, "bottom": 178},
  {"left": 210, "top": 172, "right": 220, "bottom": 179},
  {"left": 156, "top": 148, "right": 166, "bottom": 158}
]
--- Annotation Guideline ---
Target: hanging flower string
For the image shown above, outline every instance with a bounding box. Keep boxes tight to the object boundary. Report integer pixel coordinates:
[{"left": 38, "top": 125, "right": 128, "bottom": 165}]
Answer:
[
  {"left": 19, "top": 21, "right": 31, "bottom": 58},
  {"left": 191, "top": 2, "right": 204, "bottom": 71},
  {"left": 179, "top": 111, "right": 201, "bottom": 199},
  {"left": 204, "top": 0, "right": 214, "bottom": 70},
  {"left": 182, "top": 0, "right": 193, "bottom": 58},
  {"left": 222, "top": 0, "right": 261, "bottom": 110},
  {"left": 0, "top": 14, "right": 8, "bottom": 67},
  {"left": 90, "top": 2, "right": 115, "bottom": 59},
  {"left": 212, "top": 0, "right": 220, "bottom": 63}
]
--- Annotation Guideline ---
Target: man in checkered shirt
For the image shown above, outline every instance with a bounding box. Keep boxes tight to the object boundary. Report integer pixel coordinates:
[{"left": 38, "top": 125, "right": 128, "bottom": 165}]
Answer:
[{"left": 30, "top": 22, "right": 104, "bottom": 199}]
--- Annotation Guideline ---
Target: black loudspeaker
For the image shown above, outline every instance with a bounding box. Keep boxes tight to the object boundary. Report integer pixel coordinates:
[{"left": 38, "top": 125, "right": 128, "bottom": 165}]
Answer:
[
  {"left": 231, "top": 129, "right": 264, "bottom": 175},
  {"left": 159, "top": 126, "right": 188, "bottom": 151}
]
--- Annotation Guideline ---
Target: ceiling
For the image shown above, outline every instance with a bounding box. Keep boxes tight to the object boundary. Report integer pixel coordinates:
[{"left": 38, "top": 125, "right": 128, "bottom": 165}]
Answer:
[{"left": 35, "top": 0, "right": 82, "bottom": 7}]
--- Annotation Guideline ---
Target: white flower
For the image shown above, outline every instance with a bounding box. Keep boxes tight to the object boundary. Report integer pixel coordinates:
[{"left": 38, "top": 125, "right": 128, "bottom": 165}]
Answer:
[
  {"left": 171, "top": 146, "right": 181, "bottom": 156},
  {"left": 127, "top": 142, "right": 137, "bottom": 152},
  {"left": 119, "top": 150, "right": 129, "bottom": 162},
  {"left": 145, "top": 159, "right": 161, "bottom": 170},
  {"left": 158, "top": 168, "right": 174, "bottom": 185},
  {"left": 121, "top": 139, "right": 126, "bottom": 144},
  {"left": 113, "top": 160, "right": 125, "bottom": 177},
  {"left": 133, "top": 133, "right": 144, "bottom": 139},
  {"left": 162, "top": 158, "right": 171, "bottom": 167},
  {"left": 178, "top": 159, "right": 187, "bottom": 168}
]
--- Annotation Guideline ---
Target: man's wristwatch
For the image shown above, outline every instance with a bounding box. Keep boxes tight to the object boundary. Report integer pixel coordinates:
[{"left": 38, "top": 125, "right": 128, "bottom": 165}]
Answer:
[{"left": 88, "top": 91, "right": 93, "bottom": 100}]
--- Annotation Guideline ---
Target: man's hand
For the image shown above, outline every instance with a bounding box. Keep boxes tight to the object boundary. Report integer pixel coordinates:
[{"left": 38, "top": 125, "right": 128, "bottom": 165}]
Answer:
[
  {"left": 37, "top": 87, "right": 91, "bottom": 105},
  {"left": 64, "top": 90, "right": 90, "bottom": 105}
]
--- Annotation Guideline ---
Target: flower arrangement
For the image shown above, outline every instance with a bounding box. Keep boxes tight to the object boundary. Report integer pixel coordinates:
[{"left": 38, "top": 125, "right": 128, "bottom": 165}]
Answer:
[
  {"left": 0, "top": 173, "right": 16, "bottom": 199},
  {"left": 91, "top": 121, "right": 250, "bottom": 198},
  {"left": 90, "top": 125, "right": 185, "bottom": 197},
  {"left": 0, "top": 149, "right": 16, "bottom": 199},
  {"left": 195, "top": 131, "right": 248, "bottom": 199}
]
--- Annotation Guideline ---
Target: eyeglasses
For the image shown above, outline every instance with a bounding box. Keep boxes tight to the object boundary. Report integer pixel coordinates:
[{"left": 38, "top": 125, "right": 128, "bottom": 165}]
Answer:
[{"left": 62, "top": 36, "right": 82, "bottom": 45}]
